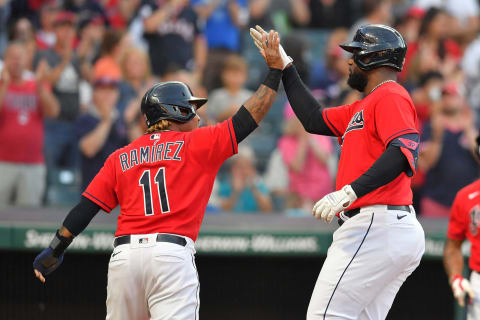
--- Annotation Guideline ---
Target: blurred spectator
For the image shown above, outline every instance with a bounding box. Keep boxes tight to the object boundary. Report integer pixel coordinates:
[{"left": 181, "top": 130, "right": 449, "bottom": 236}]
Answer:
[
  {"left": 64, "top": 0, "right": 108, "bottom": 24},
  {"left": 93, "top": 29, "right": 129, "bottom": 79},
  {"left": 219, "top": 145, "right": 272, "bottom": 213},
  {"left": 193, "top": 0, "right": 248, "bottom": 51},
  {"left": 0, "top": 42, "right": 59, "bottom": 207},
  {"left": 76, "top": 76, "right": 128, "bottom": 190},
  {"left": 263, "top": 148, "right": 289, "bottom": 211},
  {"left": 410, "top": 71, "right": 444, "bottom": 211},
  {"left": 289, "top": 0, "right": 353, "bottom": 29},
  {"left": 414, "top": 0, "right": 480, "bottom": 45},
  {"left": 309, "top": 29, "right": 362, "bottom": 108},
  {"left": 0, "top": 0, "right": 11, "bottom": 56},
  {"left": 33, "top": 11, "right": 92, "bottom": 189},
  {"left": 105, "top": 0, "right": 142, "bottom": 29},
  {"left": 462, "top": 34, "right": 480, "bottom": 112},
  {"left": 76, "top": 14, "right": 106, "bottom": 69},
  {"left": 207, "top": 54, "right": 252, "bottom": 122},
  {"left": 140, "top": 0, "right": 207, "bottom": 79},
  {"left": 36, "top": 1, "right": 59, "bottom": 50},
  {"left": 411, "top": 71, "right": 444, "bottom": 132},
  {"left": 278, "top": 104, "right": 334, "bottom": 213},
  {"left": 393, "top": 6, "right": 425, "bottom": 44},
  {"left": 418, "top": 83, "right": 479, "bottom": 217},
  {"left": 193, "top": 0, "right": 248, "bottom": 91},
  {"left": 349, "top": 0, "right": 392, "bottom": 41},
  {"left": 119, "top": 47, "right": 156, "bottom": 140},
  {"left": 402, "top": 7, "right": 461, "bottom": 84},
  {"left": 310, "top": 28, "right": 349, "bottom": 90},
  {"left": 248, "top": 0, "right": 274, "bottom": 30},
  {"left": 10, "top": 18, "right": 37, "bottom": 73}
]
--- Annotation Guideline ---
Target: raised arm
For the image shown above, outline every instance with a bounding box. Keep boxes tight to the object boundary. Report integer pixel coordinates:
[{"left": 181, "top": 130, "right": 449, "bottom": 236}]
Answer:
[
  {"left": 282, "top": 65, "right": 334, "bottom": 135},
  {"left": 250, "top": 26, "right": 334, "bottom": 136},
  {"left": 230, "top": 30, "right": 282, "bottom": 143}
]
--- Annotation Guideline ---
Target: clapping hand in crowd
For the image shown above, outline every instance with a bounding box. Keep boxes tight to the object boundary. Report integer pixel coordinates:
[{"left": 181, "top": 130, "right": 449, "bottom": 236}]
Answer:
[
  {"left": 35, "top": 59, "right": 50, "bottom": 84},
  {"left": 1, "top": 65, "right": 10, "bottom": 85}
]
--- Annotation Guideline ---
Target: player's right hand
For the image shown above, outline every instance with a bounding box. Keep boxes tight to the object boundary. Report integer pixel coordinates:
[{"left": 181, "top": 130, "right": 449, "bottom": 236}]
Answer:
[
  {"left": 249, "top": 25, "right": 293, "bottom": 70},
  {"left": 33, "top": 247, "right": 64, "bottom": 283},
  {"left": 451, "top": 275, "right": 475, "bottom": 307}
]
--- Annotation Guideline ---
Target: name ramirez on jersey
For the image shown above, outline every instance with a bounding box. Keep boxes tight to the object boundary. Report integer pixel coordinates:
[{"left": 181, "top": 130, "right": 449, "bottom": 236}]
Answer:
[{"left": 119, "top": 141, "right": 185, "bottom": 172}]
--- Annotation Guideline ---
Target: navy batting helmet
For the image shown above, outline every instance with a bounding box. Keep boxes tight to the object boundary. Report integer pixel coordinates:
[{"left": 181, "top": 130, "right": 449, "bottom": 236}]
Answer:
[
  {"left": 141, "top": 81, "right": 207, "bottom": 126},
  {"left": 340, "top": 24, "right": 407, "bottom": 72}
]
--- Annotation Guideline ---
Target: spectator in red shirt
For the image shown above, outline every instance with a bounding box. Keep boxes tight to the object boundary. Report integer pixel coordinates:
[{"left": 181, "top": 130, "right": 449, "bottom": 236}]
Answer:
[
  {"left": 402, "top": 7, "right": 462, "bottom": 84},
  {"left": 0, "top": 42, "right": 59, "bottom": 207}
]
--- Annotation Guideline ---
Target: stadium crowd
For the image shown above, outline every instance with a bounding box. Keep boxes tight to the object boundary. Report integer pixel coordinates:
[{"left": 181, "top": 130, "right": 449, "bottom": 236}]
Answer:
[{"left": 0, "top": 0, "right": 479, "bottom": 217}]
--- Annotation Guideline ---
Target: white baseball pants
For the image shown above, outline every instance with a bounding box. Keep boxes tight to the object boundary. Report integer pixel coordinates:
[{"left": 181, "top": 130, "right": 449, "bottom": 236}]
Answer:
[
  {"left": 307, "top": 205, "right": 425, "bottom": 320},
  {"left": 106, "top": 233, "right": 199, "bottom": 320},
  {"left": 468, "top": 271, "right": 480, "bottom": 320}
]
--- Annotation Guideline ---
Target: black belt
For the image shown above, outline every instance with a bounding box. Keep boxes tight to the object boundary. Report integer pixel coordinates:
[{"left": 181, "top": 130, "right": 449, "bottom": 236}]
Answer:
[
  {"left": 338, "top": 205, "right": 411, "bottom": 226},
  {"left": 113, "top": 234, "right": 187, "bottom": 248}
]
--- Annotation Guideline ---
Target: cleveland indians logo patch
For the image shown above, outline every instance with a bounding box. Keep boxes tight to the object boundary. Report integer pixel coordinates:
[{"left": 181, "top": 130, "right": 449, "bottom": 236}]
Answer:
[
  {"left": 341, "top": 110, "right": 364, "bottom": 144},
  {"left": 469, "top": 205, "right": 480, "bottom": 236}
]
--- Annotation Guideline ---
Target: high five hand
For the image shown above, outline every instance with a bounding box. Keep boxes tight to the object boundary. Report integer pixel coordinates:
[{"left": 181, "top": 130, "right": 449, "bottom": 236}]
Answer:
[{"left": 249, "top": 25, "right": 293, "bottom": 70}]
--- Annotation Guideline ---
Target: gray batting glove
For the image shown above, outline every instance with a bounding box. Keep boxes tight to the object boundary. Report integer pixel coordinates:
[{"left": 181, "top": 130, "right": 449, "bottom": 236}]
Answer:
[
  {"left": 312, "top": 185, "right": 357, "bottom": 223},
  {"left": 249, "top": 25, "right": 293, "bottom": 70}
]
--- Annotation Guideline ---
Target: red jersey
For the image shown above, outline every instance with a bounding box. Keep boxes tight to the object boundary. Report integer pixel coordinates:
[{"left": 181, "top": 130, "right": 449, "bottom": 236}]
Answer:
[
  {"left": 0, "top": 80, "right": 46, "bottom": 164},
  {"left": 447, "top": 179, "right": 480, "bottom": 272},
  {"left": 83, "top": 119, "right": 238, "bottom": 240},
  {"left": 323, "top": 81, "right": 418, "bottom": 209}
]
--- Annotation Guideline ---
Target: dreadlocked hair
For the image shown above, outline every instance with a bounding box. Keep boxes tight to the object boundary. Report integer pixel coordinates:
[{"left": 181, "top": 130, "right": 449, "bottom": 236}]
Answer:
[{"left": 145, "top": 120, "right": 170, "bottom": 133}]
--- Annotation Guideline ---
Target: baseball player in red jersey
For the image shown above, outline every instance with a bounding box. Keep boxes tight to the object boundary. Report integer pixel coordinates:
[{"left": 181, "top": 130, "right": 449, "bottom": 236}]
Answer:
[
  {"left": 251, "top": 25, "right": 425, "bottom": 319},
  {"left": 32, "top": 31, "right": 291, "bottom": 320},
  {"left": 443, "top": 136, "right": 480, "bottom": 318}
]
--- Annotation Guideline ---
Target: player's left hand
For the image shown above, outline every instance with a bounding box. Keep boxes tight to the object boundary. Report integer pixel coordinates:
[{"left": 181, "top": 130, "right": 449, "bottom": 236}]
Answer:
[
  {"left": 451, "top": 275, "right": 475, "bottom": 307},
  {"left": 312, "top": 185, "right": 357, "bottom": 223},
  {"left": 33, "top": 247, "right": 64, "bottom": 283}
]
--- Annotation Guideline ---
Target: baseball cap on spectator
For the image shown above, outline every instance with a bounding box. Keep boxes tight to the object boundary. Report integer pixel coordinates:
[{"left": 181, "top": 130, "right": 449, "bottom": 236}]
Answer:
[
  {"left": 54, "top": 11, "right": 76, "bottom": 26},
  {"left": 442, "top": 82, "right": 465, "bottom": 97},
  {"left": 78, "top": 14, "right": 105, "bottom": 31},
  {"left": 406, "top": 6, "right": 426, "bottom": 19},
  {"left": 93, "top": 76, "right": 120, "bottom": 88}
]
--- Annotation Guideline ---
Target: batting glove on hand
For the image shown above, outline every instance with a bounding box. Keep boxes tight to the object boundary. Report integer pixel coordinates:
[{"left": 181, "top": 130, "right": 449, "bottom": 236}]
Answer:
[
  {"left": 451, "top": 275, "right": 475, "bottom": 307},
  {"left": 33, "top": 247, "right": 64, "bottom": 280},
  {"left": 249, "top": 25, "right": 293, "bottom": 70},
  {"left": 312, "top": 185, "right": 357, "bottom": 223}
]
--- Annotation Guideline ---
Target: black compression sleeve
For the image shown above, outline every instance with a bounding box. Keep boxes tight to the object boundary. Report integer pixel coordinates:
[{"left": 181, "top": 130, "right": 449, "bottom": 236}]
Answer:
[
  {"left": 350, "top": 145, "right": 410, "bottom": 198},
  {"left": 282, "top": 65, "right": 334, "bottom": 136},
  {"left": 232, "top": 105, "right": 259, "bottom": 143},
  {"left": 62, "top": 196, "right": 101, "bottom": 236}
]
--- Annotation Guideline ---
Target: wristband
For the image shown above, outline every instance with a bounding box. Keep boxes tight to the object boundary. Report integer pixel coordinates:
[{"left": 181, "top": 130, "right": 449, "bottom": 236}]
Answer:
[
  {"left": 262, "top": 68, "right": 282, "bottom": 91},
  {"left": 451, "top": 274, "right": 463, "bottom": 284},
  {"left": 49, "top": 230, "right": 73, "bottom": 258}
]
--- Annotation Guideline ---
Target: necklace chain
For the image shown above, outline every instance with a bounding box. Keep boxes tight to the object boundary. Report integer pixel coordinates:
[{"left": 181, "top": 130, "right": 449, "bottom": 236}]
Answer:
[{"left": 369, "top": 80, "right": 396, "bottom": 95}]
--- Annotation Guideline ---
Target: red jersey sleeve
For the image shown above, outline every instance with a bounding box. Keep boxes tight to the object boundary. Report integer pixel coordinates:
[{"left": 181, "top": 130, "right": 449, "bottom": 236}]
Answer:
[
  {"left": 187, "top": 118, "right": 238, "bottom": 169},
  {"left": 447, "top": 193, "right": 467, "bottom": 241},
  {"left": 322, "top": 104, "right": 353, "bottom": 137},
  {"left": 375, "top": 93, "right": 418, "bottom": 146},
  {"left": 82, "top": 153, "right": 118, "bottom": 212}
]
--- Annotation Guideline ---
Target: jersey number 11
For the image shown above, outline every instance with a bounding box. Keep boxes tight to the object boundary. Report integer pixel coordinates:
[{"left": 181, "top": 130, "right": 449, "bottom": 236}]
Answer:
[{"left": 139, "top": 168, "right": 170, "bottom": 215}]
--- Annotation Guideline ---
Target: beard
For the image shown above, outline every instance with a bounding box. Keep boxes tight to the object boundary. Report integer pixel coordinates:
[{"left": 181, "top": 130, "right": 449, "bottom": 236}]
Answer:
[{"left": 347, "top": 69, "right": 368, "bottom": 92}]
